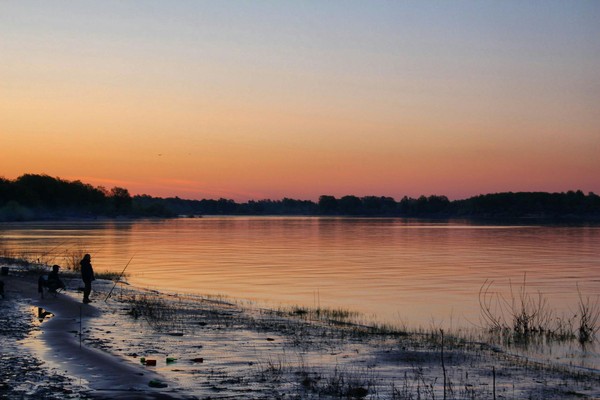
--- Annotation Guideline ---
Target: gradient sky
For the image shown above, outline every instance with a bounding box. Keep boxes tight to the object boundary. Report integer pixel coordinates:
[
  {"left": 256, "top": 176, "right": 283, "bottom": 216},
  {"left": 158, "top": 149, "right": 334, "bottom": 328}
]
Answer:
[{"left": 2, "top": 1, "right": 599, "bottom": 201}]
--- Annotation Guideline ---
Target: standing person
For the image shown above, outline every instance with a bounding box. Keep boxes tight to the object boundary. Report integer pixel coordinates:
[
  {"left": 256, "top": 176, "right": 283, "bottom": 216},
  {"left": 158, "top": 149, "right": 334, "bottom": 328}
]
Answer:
[{"left": 80, "top": 254, "right": 95, "bottom": 303}]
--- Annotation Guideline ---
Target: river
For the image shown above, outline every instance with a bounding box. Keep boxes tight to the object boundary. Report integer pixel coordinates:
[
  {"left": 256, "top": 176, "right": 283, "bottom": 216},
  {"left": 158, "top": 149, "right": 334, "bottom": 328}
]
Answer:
[{"left": 1, "top": 217, "right": 598, "bottom": 330}]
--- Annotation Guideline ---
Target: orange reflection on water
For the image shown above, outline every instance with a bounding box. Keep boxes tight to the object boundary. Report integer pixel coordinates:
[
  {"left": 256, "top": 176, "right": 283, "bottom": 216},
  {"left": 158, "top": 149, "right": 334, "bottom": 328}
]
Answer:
[{"left": 2, "top": 218, "right": 599, "bottom": 328}]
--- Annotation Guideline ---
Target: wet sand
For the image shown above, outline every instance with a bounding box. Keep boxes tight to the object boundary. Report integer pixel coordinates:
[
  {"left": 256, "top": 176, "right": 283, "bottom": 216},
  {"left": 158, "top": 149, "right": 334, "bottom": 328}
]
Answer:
[{"left": 1, "top": 273, "right": 194, "bottom": 399}]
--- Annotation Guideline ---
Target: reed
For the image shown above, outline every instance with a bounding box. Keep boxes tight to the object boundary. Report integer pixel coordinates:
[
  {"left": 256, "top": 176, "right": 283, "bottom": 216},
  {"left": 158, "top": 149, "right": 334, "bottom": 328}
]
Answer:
[
  {"left": 479, "top": 277, "right": 598, "bottom": 345},
  {"left": 62, "top": 248, "right": 85, "bottom": 272},
  {"left": 288, "top": 305, "right": 360, "bottom": 323},
  {"left": 577, "top": 285, "right": 600, "bottom": 344}
]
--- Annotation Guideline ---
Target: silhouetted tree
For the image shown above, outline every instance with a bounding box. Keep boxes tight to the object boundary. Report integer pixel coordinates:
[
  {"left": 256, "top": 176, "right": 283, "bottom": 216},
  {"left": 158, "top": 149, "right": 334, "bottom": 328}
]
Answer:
[
  {"left": 339, "top": 195, "right": 363, "bottom": 215},
  {"left": 0, "top": 177, "right": 11, "bottom": 205},
  {"left": 398, "top": 196, "right": 416, "bottom": 214},
  {"left": 110, "top": 187, "right": 132, "bottom": 215},
  {"left": 281, "top": 198, "right": 318, "bottom": 215},
  {"left": 318, "top": 195, "right": 338, "bottom": 214},
  {"left": 362, "top": 196, "right": 396, "bottom": 215},
  {"left": 1, "top": 174, "right": 599, "bottom": 220}
]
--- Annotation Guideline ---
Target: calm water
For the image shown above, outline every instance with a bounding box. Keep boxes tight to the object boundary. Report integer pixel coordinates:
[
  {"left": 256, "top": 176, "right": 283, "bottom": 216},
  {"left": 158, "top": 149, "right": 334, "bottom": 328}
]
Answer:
[{"left": 1, "top": 217, "right": 599, "bottom": 328}]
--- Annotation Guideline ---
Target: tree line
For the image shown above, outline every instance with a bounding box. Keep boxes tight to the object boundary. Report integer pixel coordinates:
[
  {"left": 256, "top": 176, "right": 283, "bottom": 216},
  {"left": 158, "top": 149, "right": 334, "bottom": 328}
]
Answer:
[
  {"left": 0, "top": 174, "right": 173, "bottom": 221},
  {"left": 1, "top": 174, "right": 599, "bottom": 221}
]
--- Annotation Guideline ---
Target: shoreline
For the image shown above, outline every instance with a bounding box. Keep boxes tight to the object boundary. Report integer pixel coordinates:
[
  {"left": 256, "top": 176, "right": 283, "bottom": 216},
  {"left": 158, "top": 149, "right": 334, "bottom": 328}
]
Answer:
[
  {"left": 2, "top": 214, "right": 600, "bottom": 224},
  {"left": 1, "top": 266, "right": 599, "bottom": 399},
  {"left": 1, "top": 272, "right": 195, "bottom": 399}
]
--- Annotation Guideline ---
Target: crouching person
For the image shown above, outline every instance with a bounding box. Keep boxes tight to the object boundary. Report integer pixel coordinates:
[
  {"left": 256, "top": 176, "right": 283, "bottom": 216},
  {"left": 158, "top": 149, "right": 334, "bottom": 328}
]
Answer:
[
  {"left": 47, "top": 265, "right": 66, "bottom": 293},
  {"left": 38, "top": 265, "right": 66, "bottom": 298}
]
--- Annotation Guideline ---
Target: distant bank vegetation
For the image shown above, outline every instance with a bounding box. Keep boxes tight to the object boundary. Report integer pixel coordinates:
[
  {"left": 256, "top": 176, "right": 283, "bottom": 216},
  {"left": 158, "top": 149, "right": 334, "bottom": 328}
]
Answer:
[
  {"left": 1, "top": 174, "right": 599, "bottom": 221},
  {"left": 0, "top": 174, "right": 174, "bottom": 221}
]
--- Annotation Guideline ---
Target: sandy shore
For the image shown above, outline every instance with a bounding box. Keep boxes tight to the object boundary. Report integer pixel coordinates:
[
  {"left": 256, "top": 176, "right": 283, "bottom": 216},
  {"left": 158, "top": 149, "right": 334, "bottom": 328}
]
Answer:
[{"left": 1, "top": 265, "right": 599, "bottom": 399}]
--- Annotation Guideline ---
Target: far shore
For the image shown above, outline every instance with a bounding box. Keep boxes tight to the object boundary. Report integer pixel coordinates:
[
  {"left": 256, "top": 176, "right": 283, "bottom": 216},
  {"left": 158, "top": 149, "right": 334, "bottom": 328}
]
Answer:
[
  {"left": 1, "top": 262, "right": 599, "bottom": 399},
  {"left": 3, "top": 213, "right": 600, "bottom": 225}
]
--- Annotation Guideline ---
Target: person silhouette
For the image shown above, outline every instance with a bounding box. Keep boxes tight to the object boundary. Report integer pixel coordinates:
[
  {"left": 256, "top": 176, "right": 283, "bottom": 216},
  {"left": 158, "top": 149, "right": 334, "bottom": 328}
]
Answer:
[
  {"left": 46, "top": 264, "right": 66, "bottom": 293},
  {"left": 80, "top": 254, "right": 95, "bottom": 303}
]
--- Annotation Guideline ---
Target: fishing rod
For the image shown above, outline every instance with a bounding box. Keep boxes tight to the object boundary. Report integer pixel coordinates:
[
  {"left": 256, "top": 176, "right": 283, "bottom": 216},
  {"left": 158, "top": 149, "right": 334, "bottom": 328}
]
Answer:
[
  {"left": 104, "top": 254, "right": 135, "bottom": 302},
  {"left": 41, "top": 240, "right": 68, "bottom": 257},
  {"left": 36, "top": 240, "right": 69, "bottom": 264}
]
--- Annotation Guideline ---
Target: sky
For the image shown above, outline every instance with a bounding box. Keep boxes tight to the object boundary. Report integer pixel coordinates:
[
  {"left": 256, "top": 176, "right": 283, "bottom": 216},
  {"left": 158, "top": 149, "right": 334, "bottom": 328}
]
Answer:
[{"left": 1, "top": 1, "right": 599, "bottom": 201}]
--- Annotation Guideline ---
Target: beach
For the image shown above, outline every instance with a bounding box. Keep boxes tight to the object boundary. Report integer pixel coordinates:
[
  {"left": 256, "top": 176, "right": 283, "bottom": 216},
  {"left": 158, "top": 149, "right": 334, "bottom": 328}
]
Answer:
[{"left": 1, "top": 264, "right": 599, "bottom": 399}]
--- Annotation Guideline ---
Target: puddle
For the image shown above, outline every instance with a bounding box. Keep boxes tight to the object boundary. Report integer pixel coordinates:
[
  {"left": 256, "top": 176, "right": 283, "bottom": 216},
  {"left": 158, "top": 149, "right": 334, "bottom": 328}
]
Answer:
[{"left": 32, "top": 307, "right": 53, "bottom": 324}]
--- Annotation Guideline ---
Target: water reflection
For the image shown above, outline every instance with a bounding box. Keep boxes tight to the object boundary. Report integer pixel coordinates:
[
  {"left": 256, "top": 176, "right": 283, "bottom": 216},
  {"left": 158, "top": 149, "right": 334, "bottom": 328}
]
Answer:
[
  {"left": 2, "top": 218, "right": 599, "bottom": 330},
  {"left": 33, "top": 307, "right": 53, "bottom": 323}
]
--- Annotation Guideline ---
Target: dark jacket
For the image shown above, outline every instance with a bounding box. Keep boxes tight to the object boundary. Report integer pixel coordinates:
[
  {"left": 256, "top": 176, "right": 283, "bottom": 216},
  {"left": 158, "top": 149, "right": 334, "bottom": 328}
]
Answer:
[
  {"left": 80, "top": 259, "right": 95, "bottom": 283},
  {"left": 47, "top": 270, "right": 65, "bottom": 290}
]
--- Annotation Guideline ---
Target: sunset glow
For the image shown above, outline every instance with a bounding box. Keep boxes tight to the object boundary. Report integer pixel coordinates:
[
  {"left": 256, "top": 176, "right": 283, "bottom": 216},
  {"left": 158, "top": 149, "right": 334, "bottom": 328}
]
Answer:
[{"left": 2, "top": 2, "right": 599, "bottom": 201}]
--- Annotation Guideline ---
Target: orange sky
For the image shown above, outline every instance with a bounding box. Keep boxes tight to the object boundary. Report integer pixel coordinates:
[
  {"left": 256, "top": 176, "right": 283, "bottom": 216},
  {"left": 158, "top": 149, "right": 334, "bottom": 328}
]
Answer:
[{"left": 2, "top": 2, "right": 599, "bottom": 201}]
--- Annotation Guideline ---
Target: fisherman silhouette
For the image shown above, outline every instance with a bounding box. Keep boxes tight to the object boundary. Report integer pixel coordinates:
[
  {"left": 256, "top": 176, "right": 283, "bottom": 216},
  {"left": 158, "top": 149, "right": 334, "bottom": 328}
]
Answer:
[
  {"left": 80, "top": 254, "right": 95, "bottom": 303},
  {"left": 37, "top": 264, "right": 65, "bottom": 298},
  {"left": 46, "top": 264, "right": 66, "bottom": 293}
]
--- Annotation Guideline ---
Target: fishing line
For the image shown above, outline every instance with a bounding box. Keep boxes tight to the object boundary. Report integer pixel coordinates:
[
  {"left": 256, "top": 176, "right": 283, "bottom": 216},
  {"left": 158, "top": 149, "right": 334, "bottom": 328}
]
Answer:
[{"left": 104, "top": 254, "right": 136, "bottom": 302}]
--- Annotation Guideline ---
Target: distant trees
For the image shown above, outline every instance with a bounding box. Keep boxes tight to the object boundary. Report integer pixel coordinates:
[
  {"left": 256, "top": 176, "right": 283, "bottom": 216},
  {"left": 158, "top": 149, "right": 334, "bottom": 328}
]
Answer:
[
  {"left": 6, "top": 174, "right": 106, "bottom": 211},
  {"left": 315, "top": 194, "right": 451, "bottom": 216},
  {"left": 150, "top": 189, "right": 600, "bottom": 219},
  {"left": 318, "top": 195, "right": 338, "bottom": 213},
  {"left": 162, "top": 197, "right": 317, "bottom": 216},
  {"left": 0, "top": 174, "right": 174, "bottom": 221},
  {"left": 362, "top": 196, "right": 397, "bottom": 215},
  {"left": 110, "top": 187, "right": 132, "bottom": 215},
  {"left": 0, "top": 174, "right": 107, "bottom": 220},
  {"left": 0, "top": 174, "right": 599, "bottom": 221},
  {"left": 453, "top": 191, "right": 600, "bottom": 218}
]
